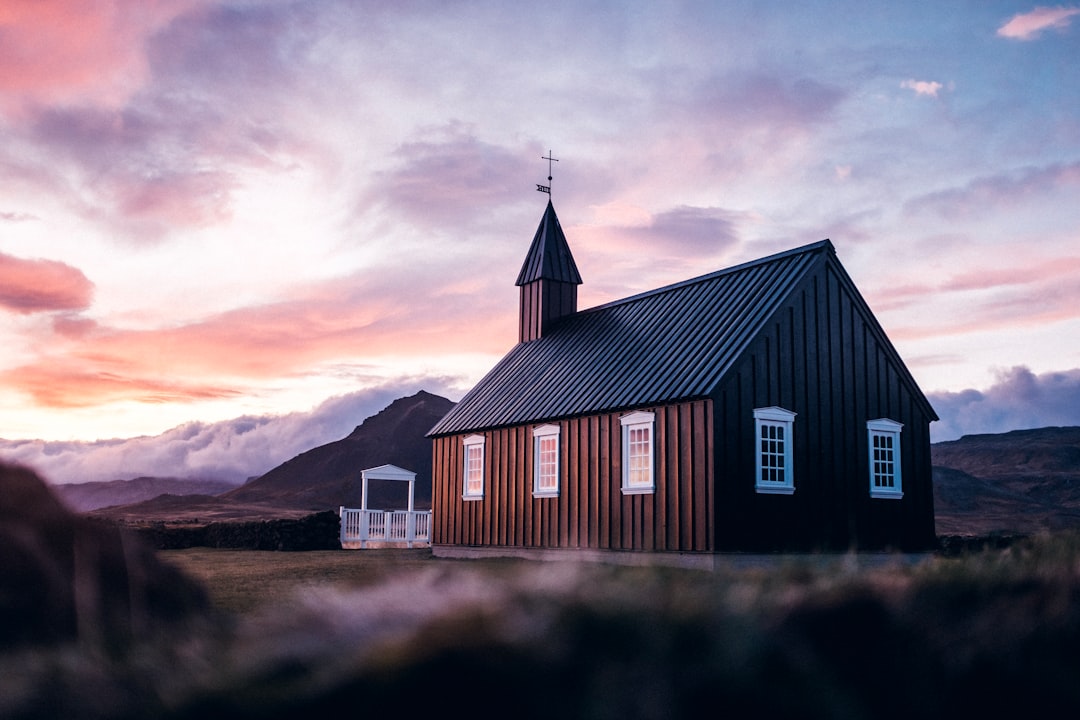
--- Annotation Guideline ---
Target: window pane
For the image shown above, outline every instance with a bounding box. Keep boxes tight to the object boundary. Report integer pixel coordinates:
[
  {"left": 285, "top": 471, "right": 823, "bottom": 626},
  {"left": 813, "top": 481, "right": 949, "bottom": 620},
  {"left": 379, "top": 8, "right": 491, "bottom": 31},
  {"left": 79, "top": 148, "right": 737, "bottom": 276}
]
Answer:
[
  {"left": 626, "top": 424, "right": 652, "bottom": 487},
  {"left": 535, "top": 435, "right": 558, "bottom": 492}
]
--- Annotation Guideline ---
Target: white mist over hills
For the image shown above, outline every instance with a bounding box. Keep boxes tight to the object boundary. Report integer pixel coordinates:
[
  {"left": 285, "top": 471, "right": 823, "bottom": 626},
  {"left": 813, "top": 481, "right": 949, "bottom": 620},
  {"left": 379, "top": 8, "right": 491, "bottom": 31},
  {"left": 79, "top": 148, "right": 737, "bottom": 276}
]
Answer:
[
  {"left": 1, "top": 366, "right": 1078, "bottom": 487},
  {"left": 0, "top": 381, "right": 458, "bottom": 486}
]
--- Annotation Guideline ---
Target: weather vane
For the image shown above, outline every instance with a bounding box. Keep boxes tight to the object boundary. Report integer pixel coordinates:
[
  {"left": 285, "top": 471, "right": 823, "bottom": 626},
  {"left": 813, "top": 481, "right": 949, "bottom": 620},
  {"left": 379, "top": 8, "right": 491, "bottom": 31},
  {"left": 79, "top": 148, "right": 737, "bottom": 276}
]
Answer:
[{"left": 536, "top": 150, "right": 558, "bottom": 194}]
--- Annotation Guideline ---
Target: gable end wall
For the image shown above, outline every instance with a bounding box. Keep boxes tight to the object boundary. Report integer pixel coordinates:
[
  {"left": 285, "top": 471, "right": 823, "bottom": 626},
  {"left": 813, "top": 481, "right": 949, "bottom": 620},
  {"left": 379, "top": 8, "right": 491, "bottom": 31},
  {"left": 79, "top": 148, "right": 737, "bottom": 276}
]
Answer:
[{"left": 712, "top": 260, "right": 937, "bottom": 551}]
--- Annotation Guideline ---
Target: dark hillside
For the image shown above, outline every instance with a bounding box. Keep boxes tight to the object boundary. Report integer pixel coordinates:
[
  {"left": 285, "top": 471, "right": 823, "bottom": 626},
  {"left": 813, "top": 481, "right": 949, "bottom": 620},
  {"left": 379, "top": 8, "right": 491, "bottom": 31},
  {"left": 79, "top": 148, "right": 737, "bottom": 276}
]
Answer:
[
  {"left": 933, "top": 426, "right": 1080, "bottom": 536},
  {"left": 222, "top": 390, "right": 454, "bottom": 511},
  {"left": 55, "top": 476, "right": 239, "bottom": 512}
]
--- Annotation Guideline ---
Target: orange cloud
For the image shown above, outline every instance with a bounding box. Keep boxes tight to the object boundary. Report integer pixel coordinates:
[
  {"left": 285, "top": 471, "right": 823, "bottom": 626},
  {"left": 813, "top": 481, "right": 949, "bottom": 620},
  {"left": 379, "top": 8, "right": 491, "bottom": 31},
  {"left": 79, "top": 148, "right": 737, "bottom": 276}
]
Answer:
[
  {"left": 1, "top": 270, "right": 513, "bottom": 408},
  {"left": 997, "top": 6, "right": 1080, "bottom": 40},
  {"left": 0, "top": 252, "right": 93, "bottom": 313},
  {"left": 1, "top": 362, "right": 243, "bottom": 408}
]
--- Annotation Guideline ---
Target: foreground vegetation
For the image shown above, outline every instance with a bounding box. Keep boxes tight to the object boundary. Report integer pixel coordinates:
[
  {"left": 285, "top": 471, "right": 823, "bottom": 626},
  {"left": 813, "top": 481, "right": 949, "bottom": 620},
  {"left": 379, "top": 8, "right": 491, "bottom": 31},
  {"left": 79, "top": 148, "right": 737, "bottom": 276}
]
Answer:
[{"left": 5, "top": 533, "right": 1080, "bottom": 719}]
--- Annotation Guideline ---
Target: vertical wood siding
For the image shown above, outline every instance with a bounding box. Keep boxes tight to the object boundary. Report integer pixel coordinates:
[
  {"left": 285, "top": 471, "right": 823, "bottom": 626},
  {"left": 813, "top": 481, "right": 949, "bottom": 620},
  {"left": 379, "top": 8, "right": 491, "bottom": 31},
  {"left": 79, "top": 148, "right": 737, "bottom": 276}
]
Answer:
[
  {"left": 519, "top": 281, "right": 578, "bottom": 343},
  {"left": 713, "top": 264, "right": 936, "bottom": 551},
  {"left": 432, "top": 399, "right": 714, "bottom": 552}
]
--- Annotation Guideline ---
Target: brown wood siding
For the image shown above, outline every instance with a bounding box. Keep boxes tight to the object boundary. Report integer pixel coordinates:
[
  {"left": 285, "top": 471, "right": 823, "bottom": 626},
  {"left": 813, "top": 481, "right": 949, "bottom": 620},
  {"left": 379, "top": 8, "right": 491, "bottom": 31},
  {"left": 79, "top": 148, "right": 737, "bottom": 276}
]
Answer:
[
  {"left": 713, "top": 263, "right": 936, "bottom": 551},
  {"left": 519, "top": 281, "right": 578, "bottom": 343},
  {"left": 431, "top": 399, "right": 714, "bottom": 552}
]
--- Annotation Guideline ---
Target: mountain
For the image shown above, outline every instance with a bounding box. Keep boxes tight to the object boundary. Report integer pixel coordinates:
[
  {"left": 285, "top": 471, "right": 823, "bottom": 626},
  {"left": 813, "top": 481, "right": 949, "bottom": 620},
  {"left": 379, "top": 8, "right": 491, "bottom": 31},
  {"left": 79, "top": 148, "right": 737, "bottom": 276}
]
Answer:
[
  {"left": 222, "top": 389, "right": 455, "bottom": 511},
  {"left": 933, "top": 426, "right": 1080, "bottom": 536},
  {"left": 54, "top": 477, "right": 240, "bottom": 512},
  {"left": 90, "top": 390, "right": 454, "bottom": 523}
]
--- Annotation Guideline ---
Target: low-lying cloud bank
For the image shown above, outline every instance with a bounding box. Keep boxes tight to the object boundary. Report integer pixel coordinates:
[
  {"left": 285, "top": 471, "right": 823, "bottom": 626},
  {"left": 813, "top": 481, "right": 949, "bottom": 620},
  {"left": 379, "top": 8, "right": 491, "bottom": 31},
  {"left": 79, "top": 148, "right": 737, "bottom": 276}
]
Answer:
[
  {"left": 0, "top": 381, "right": 457, "bottom": 486},
  {"left": 928, "top": 366, "right": 1080, "bottom": 442}
]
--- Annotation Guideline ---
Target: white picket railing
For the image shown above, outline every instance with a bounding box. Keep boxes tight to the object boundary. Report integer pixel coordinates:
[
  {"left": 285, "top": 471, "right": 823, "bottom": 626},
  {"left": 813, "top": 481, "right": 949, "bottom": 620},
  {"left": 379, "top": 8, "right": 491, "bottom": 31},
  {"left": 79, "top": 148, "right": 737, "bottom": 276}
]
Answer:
[{"left": 339, "top": 508, "right": 432, "bottom": 548}]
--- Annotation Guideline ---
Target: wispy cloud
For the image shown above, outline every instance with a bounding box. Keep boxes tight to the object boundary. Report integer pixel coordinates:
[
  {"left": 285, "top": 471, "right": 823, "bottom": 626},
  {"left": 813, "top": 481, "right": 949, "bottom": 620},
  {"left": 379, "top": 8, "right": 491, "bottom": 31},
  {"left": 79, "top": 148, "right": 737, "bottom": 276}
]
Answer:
[
  {"left": 0, "top": 210, "right": 37, "bottom": 222},
  {"left": 900, "top": 79, "right": 944, "bottom": 97},
  {"left": 0, "top": 252, "right": 94, "bottom": 313},
  {"left": 928, "top": 366, "right": 1080, "bottom": 441},
  {"left": 376, "top": 128, "right": 536, "bottom": 228},
  {"left": 880, "top": 267, "right": 1080, "bottom": 341},
  {"left": 625, "top": 206, "right": 741, "bottom": 255},
  {"left": 997, "top": 6, "right": 1080, "bottom": 40},
  {"left": 904, "top": 161, "right": 1080, "bottom": 218}
]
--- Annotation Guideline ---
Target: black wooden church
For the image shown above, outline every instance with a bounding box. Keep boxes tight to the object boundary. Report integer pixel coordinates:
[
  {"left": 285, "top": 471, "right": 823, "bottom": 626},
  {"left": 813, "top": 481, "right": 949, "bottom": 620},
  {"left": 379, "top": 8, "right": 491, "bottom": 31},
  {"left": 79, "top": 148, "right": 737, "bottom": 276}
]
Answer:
[{"left": 428, "top": 198, "right": 937, "bottom": 559}]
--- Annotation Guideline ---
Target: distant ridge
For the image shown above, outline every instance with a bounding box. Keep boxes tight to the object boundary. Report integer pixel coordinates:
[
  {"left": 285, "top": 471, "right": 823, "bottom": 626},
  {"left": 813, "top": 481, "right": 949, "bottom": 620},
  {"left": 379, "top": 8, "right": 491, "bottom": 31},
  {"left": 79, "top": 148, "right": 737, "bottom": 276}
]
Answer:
[
  {"left": 933, "top": 426, "right": 1080, "bottom": 536},
  {"left": 55, "top": 477, "right": 239, "bottom": 512}
]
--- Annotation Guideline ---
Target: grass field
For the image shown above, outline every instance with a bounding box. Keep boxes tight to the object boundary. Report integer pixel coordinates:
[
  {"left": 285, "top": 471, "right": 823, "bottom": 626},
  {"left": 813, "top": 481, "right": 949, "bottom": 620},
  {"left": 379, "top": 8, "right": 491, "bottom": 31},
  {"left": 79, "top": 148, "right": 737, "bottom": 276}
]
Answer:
[
  {"left": 160, "top": 547, "right": 450, "bottom": 613},
  {"left": 8, "top": 536, "right": 1079, "bottom": 718},
  {"left": 160, "top": 546, "right": 929, "bottom": 614}
]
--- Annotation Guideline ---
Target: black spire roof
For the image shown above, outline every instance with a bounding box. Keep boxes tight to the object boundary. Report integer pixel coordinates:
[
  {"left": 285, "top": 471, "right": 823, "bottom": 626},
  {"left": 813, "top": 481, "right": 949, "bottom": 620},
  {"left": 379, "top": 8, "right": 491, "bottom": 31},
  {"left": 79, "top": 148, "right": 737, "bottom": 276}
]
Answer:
[{"left": 515, "top": 200, "right": 582, "bottom": 286}]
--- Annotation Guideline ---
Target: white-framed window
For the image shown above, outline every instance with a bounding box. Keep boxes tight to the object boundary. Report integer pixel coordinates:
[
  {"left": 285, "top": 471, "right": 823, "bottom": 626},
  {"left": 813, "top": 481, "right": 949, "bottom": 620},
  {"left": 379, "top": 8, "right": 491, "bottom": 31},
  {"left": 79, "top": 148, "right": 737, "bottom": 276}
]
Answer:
[
  {"left": 462, "top": 434, "right": 485, "bottom": 500},
  {"left": 532, "top": 424, "right": 560, "bottom": 498},
  {"left": 621, "top": 411, "right": 655, "bottom": 494},
  {"left": 754, "top": 407, "right": 796, "bottom": 495},
  {"left": 867, "top": 419, "right": 903, "bottom": 499}
]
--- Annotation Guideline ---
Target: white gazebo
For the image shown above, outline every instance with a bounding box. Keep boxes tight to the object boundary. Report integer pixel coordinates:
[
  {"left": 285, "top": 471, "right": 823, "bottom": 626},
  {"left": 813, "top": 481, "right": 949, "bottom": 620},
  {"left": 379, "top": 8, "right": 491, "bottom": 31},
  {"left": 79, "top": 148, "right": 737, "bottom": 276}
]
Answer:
[{"left": 339, "top": 464, "right": 432, "bottom": 549}]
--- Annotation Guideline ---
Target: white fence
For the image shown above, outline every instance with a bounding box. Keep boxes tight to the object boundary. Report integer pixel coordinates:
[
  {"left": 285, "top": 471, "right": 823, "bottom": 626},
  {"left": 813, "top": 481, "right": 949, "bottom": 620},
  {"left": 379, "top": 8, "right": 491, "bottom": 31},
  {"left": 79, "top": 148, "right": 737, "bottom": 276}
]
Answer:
[{"left": 339, "top": 508, "right": 432, "bottom": 548}]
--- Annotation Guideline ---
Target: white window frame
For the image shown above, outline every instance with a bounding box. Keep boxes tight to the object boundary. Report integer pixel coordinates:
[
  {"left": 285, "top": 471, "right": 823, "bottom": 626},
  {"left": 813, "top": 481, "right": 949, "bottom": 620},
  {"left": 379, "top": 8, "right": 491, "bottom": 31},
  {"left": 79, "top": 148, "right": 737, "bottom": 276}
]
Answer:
[
  {"left": 867, "top": 419, "right": 903, "bottom": 499},
  {"left": 462, "top": 434, "right": 485, "bottom": 500},
  {"left": 532, "top": 424, "right": 560, "bottom": 498},
  {"left": 754, "top": 407, "right": 796, "bottom": 495},
  {"left": 621, "top": 411, "right": 656, "bottom": 495}
]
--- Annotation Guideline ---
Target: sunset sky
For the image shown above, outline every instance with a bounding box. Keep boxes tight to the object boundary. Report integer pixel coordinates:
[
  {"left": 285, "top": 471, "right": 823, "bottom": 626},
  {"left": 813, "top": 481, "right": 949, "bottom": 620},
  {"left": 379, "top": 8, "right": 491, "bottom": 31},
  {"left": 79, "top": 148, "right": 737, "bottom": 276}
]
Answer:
[{"left": 2, "top": 1, "right": 1079, "bottom": 483}]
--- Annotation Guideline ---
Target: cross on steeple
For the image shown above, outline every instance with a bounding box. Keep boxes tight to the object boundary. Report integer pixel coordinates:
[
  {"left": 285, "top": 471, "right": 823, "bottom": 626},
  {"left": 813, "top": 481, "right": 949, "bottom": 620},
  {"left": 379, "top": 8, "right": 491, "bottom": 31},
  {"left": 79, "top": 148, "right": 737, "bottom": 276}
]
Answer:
[{"left": 536, "top": 150, "right": 558, "bottom": 194}]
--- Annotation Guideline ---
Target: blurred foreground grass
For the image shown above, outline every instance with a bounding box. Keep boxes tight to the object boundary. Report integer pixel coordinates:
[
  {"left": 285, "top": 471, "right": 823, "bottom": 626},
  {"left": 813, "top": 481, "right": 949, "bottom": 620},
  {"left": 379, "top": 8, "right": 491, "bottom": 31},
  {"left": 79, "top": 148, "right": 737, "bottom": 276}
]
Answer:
[{"left": 5, "top": 533, "right": 1080, "bottom": 719}]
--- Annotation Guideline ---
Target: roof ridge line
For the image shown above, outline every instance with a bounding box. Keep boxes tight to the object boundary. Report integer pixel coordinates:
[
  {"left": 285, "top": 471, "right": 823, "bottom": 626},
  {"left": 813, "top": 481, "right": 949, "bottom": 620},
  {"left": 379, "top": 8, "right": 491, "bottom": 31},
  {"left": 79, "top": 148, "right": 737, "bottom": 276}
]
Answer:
[{"left": 579, "top": 239, "right": 833, "bottom": 315}]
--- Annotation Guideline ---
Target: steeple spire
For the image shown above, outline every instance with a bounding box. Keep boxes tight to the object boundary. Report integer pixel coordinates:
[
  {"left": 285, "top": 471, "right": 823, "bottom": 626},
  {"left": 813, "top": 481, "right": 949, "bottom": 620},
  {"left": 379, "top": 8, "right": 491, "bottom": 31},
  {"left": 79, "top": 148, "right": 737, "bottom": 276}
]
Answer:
[{"left": 516, "top": 199, "right": 582, "bottom": 343}]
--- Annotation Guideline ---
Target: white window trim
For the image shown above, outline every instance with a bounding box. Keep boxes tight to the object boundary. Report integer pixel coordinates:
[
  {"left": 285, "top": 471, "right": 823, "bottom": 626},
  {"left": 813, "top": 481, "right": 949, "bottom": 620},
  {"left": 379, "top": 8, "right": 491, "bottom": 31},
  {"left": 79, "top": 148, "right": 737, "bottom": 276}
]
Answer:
[
  {"left": 621, "top": 411, "right": 656, "bottom": 495},
  {"left": 867, "top": 419, "right": 904, "bottom": 499},
  {"left": 462, "top": 434, "right": 485, "bottom": 501},
  {"left": 754, "top": 407, "right": 796, "bottom": 495},
  {"left": 532, "top": 424, "right": 560, "bottom": 498}
]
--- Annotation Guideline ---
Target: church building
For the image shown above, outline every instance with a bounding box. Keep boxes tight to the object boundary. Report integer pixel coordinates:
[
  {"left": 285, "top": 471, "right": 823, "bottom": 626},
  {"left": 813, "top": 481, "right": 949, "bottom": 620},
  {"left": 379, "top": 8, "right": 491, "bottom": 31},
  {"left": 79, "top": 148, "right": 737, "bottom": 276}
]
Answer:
[{"left": 428, "top": 197, "right": 937, "bottom": 561}]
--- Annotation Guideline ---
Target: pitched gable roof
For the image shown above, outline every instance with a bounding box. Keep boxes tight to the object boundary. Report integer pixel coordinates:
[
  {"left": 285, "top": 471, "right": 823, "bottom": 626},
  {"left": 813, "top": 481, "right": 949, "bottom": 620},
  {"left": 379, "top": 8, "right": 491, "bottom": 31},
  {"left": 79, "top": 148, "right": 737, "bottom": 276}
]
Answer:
[
  {"left": 430, "top": 240, "right": 838, "bottom": 437},
  {"left": 515, "top": 200, "right": 582, "bottom": 286}
]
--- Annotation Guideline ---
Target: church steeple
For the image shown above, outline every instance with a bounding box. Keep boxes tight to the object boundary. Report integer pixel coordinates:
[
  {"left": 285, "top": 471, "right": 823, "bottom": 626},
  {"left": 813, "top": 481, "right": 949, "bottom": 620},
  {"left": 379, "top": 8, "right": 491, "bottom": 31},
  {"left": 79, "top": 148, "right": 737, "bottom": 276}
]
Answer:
[{"left": 516, "top": 200, "right": 582, "bottom": 343}]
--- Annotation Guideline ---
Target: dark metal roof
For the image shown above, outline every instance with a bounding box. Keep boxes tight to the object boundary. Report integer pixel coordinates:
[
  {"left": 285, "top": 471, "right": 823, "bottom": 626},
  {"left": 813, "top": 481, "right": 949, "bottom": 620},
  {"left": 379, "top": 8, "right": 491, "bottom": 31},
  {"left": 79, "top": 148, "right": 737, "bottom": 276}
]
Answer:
[
  {"left": 515, "top": 200, "right": 582, "bottom": 286},
  {"left": 430, "top": 240, "right": 833, "bottom": 437}
]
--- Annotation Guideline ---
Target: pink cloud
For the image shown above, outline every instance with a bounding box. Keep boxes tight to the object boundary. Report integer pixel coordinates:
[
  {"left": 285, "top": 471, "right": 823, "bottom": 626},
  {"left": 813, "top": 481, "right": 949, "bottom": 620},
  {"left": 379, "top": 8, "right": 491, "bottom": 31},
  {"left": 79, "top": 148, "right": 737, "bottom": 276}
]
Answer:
[
  {"left": 0, "top": 252, "right": 93, "bottom": 313},
  {"left": 900, "top": 79, "right": 944, "bottom": 97},
  {"left": 1, "top": 2, "right": 326, "bottom": 244},
  {"left": 997, "top": 6, "right": 1080, "bottom": 40},
  {"left": 0, "top": 0, "right": 205, "bottom": 112}
]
